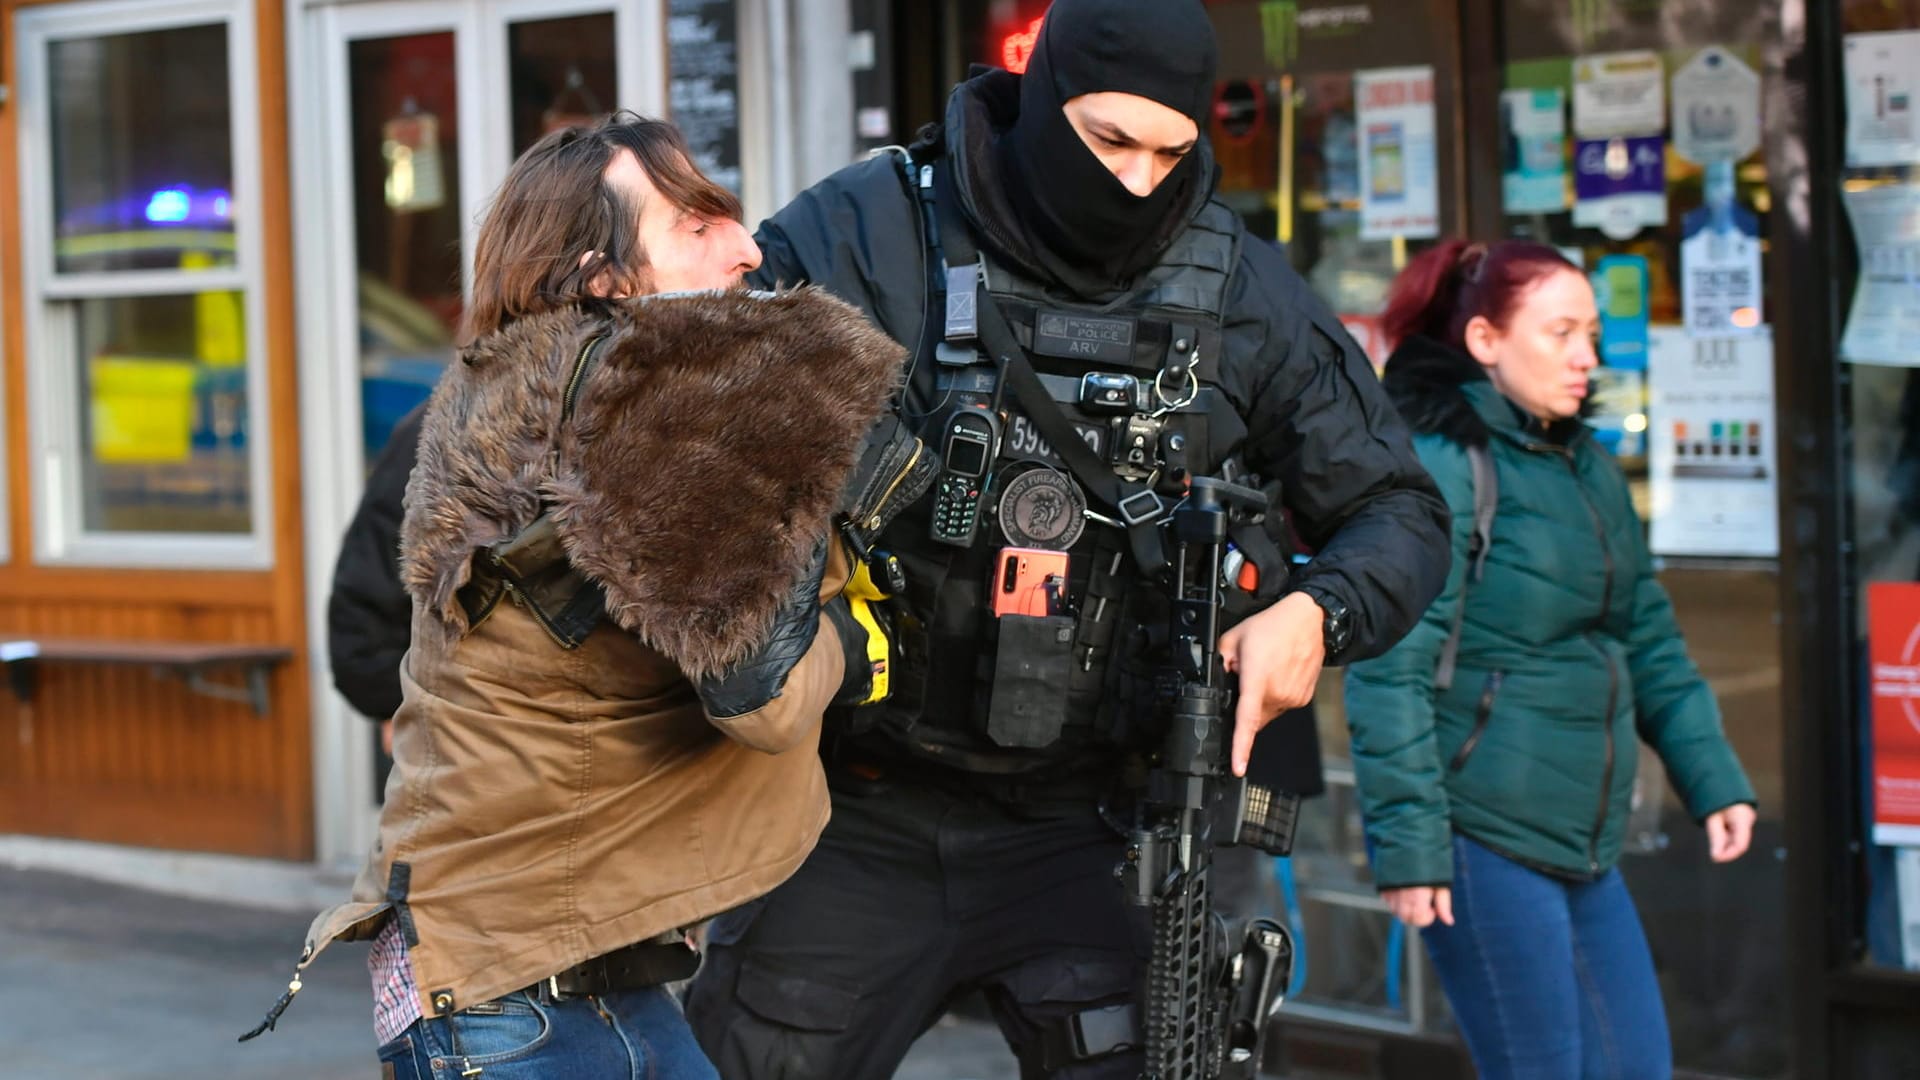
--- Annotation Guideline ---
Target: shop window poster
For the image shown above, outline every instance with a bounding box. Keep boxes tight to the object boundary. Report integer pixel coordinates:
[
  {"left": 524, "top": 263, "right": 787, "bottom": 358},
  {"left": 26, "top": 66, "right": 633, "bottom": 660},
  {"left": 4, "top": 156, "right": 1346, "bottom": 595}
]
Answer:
[
  {"left": 1592, "top": 253, "right": 1650, "bottom": 370},
  {"left": 1840, "top": 183, "right": 1920, "bottom": 367},
  {"left": 1572, "top": 50, "right": 1664, "bottom": 140},
  {"left": 1669, "top": 45, "right": 1761, "bottom": 166},
  {"left": 1846, "top": 31, "right": 1920, "bottom": 169},
  {"left": 1354, "top": 66, "right": 1439, "bottom": 241},
  {"left": 1585, "top": 368, "right": 1645, "bottom": 459},
  {"left": 1680, "top": 160, "right": 1763, "bottom": 339},
  {"left": 1573, "top": 135, "right": 1667, "bottom": 240},
  {"left": 1869, "top": 581, "right": 1920, "bottom": 849},
  {"left": 1501, "top": 88, "right": 1568, "bottom": 215},
  {"left": 1647, "top": 327, "right": 1778, "bottom": 559}
]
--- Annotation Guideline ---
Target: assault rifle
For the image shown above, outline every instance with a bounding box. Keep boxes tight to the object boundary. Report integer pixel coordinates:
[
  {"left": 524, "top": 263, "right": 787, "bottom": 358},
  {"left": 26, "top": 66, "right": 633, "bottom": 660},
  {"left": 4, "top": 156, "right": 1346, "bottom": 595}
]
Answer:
[{"left": 1120, "top": 475, "right": 1298, "bottom": 1080}]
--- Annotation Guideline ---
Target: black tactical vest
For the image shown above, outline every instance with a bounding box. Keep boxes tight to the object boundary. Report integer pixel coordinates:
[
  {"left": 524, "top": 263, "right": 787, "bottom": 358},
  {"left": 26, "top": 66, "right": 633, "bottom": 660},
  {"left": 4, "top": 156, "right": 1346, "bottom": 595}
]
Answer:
[{"left": 844, "top": 154, "right": 1256, "bottom": 776}]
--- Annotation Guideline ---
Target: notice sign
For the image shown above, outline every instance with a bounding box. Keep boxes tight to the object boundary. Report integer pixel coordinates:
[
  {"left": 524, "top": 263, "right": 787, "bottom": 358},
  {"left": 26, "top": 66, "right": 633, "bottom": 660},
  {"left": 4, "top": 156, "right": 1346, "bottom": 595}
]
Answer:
[
  {"left": 1647, "top": 328, "right": 1778, "bottom": 558},
  {"left": 1355, "top": 67, "right": 1440, "bottom": 241},
  {"left": 1871, "top": 582, "right": 1920, "bottom": 846},
  {"left": 1846, "top": 31, "right": 1920, "bottom": 168},
  {"left": 669, "top": 0, "right": 743, "bottom": 195},
  {"left": 1573, "top": 51, "right": 1665, "bottom": 139},
  {"left": 1679, "top": 162, "right": 1763, "bottom": 339},
  {"left": 1840, "top": 183, "right": 1920, "bottom": 367},
  {"left": 1593, "top": 254, "right": 1651, "bottom": 370},
  {"left": 1573, "top": 136, "right": 1667, "bottom": 240},
  {"left": 1502, "top": 88, "right": 1568, "bottom": 214},
  {"left": 1669, "top": 46, "right": 1761, "bottom": 164}
]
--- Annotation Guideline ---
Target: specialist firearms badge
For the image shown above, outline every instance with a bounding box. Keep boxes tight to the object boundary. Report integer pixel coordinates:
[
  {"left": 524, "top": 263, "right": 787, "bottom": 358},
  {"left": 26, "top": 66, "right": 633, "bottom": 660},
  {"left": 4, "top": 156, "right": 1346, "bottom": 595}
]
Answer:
[{"left": 997, "top": 467, "right": 1087, "bottom": 550}]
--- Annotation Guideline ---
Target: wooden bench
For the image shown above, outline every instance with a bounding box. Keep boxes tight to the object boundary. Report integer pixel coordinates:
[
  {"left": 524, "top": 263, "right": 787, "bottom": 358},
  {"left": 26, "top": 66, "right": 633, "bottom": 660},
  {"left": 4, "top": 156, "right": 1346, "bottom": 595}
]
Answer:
[{"left": 0, "top": 638, "right": 293, "bottom": 716}]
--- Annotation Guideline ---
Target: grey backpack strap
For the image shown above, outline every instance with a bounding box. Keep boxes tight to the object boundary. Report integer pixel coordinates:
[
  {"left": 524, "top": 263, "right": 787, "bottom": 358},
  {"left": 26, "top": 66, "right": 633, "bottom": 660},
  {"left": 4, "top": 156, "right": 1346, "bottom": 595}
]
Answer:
[{"left": 1435, "top": 443, "right": 1497, "bottom": 692}]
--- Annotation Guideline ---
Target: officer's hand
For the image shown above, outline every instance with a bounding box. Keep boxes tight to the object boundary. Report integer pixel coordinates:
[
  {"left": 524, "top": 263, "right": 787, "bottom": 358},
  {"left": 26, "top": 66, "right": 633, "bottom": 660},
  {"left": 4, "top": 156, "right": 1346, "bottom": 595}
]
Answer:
[
  {"left": 1218, "top": 592, "right": 1325, "bottom": 776},
  {"left": 1381, "top": 886, "right": 1454, "bottom": 928}
]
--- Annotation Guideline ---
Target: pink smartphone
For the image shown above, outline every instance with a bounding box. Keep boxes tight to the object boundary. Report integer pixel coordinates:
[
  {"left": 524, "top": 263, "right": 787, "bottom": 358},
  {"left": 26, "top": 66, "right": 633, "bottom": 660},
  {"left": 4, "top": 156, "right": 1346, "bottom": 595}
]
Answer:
[{"left": 993, "top": 547, "right": 1070, "bottom": 617}]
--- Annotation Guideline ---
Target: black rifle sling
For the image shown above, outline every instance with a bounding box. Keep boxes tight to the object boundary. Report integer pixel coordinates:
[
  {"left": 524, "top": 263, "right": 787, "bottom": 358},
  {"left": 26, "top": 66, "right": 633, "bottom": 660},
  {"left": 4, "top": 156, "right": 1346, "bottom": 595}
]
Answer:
[{"left": 920, "top": 162, "right": 1170, "bottom": 577}]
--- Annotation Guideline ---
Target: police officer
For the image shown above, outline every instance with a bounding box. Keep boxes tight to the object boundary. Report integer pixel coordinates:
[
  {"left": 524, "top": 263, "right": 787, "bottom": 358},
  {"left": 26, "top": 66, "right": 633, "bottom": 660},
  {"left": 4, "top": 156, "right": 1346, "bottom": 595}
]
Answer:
[{"left": 685, "top": 2, "right": 1450, "bottom": 1076}]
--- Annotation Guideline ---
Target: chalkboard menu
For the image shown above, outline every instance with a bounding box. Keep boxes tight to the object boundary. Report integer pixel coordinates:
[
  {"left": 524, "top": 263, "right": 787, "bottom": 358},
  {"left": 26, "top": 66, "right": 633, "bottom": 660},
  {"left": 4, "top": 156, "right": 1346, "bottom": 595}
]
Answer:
[{"left": 669, "top": 0, "right": 742, "bottom": 195}]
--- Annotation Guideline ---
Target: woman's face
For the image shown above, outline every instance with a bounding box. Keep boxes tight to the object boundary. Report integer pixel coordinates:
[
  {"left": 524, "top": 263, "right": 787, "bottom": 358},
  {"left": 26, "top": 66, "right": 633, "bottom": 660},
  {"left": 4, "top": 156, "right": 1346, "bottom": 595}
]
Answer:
[{"left": 1463, "top": 268, "right": 1600, "bottom": 424}]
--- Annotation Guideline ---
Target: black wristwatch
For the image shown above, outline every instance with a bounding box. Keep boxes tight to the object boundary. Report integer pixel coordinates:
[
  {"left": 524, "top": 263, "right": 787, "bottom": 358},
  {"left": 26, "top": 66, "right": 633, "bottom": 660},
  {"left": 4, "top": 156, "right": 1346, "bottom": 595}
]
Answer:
[{"left": 1297, "top": 585, "right": 1353, "bottom": 657}]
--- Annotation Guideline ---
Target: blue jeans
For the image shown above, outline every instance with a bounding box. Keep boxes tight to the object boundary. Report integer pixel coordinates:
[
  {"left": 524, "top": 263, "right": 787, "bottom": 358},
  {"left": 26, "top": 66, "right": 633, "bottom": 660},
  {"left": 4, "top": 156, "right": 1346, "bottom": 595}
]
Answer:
[
  {"left": 376, "top": 985, "right": 719, "bottom": 1080},
  {"left": 1420, "top": 834, "right": 1671, "bottom": 1080}
]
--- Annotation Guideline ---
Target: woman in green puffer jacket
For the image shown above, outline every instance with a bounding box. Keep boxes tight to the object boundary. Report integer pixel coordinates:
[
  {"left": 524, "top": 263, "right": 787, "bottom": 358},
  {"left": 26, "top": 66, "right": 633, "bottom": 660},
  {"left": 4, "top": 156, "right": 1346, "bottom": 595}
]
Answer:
[{"left": 1343, "top": 239, "right": 1757, "bottom": 1080}]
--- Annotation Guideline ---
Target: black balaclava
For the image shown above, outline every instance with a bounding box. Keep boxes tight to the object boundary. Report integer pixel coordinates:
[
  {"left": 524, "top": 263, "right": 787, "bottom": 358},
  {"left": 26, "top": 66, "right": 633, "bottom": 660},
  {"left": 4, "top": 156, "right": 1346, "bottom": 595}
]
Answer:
[{"left": 1001, "top": 0, "right": 1218, "bottom": 297}]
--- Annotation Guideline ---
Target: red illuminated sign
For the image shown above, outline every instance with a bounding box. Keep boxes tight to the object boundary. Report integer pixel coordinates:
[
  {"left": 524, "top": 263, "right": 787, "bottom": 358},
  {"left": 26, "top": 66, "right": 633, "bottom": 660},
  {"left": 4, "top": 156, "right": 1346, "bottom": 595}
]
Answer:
[{"left": 1001, "top": 15, "right": 1043, "bottom": 74}]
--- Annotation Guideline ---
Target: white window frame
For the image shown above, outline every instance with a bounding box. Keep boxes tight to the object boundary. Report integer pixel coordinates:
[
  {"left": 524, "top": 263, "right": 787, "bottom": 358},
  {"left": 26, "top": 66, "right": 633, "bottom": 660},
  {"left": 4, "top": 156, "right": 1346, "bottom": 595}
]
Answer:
[
  {"left": 483, "top": 0, "right": 665, "bottom": 182},
  {"left": 16, "top": 0, "right": 273, "bottom": 568}
]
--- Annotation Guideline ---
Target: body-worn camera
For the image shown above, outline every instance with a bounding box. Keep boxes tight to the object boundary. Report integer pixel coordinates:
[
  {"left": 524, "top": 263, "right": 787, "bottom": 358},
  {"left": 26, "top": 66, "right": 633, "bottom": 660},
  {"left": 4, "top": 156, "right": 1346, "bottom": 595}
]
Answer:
[{"left": 1079, "top": 371, "right": 1150, "bottom": 414}]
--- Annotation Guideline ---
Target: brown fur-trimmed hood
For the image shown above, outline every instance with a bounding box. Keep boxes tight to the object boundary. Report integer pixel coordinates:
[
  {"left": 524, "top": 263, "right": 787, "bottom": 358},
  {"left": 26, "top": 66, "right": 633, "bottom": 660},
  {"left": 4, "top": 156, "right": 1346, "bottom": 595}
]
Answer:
[{"left": 400, "top": 287, "right": 905, "bottom": 679}]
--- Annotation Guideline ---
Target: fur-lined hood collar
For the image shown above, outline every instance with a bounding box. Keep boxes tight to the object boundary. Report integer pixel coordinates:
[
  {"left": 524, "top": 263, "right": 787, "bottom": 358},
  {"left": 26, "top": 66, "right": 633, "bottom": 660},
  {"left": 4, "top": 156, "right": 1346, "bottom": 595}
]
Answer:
[
  {"left": 400, "top": 288, "right": 904, "bottom": 679},
  {"left": 1381, "top": 335, "right": 1494, "bottom": 449},
  {"left": 1381, "top": 335, "right": 1589, "bottom": 450}
]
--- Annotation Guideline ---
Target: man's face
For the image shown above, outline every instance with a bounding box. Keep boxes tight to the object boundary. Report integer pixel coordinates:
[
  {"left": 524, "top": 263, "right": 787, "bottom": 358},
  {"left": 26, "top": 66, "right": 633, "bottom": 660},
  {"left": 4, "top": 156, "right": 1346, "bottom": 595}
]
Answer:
[
  {"left": 604, "top": 148, "right": 761, "bottom": 294},
  {"left": 1061, "top": 92, "right": 1199, "bottom": 198}
]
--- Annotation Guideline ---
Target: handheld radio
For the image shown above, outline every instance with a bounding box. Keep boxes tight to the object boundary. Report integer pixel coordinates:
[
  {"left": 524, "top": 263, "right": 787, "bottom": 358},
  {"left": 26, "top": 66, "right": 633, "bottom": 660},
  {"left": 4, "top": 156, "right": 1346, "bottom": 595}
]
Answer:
[{"left": 929, "top": 407, "right": 1000, "bottom": 547}]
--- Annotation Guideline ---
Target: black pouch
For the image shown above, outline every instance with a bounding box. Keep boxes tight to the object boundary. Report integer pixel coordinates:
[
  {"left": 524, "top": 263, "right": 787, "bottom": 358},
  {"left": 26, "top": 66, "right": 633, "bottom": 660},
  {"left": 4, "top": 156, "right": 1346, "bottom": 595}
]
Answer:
[
  {"left": 840, "top": 414, "right": 938, "bottom": 552},
  {"left": 987, "top": 614, "right": 1076, "bottom": 748}
]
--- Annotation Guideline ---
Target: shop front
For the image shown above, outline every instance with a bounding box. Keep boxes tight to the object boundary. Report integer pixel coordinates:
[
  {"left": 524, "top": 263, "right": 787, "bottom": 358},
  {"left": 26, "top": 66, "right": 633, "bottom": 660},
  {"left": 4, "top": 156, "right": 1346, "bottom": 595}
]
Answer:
[
  {"left": 862, "top": 0, "right": 1908, "bottom": 1074},
  {"left": 0, "top": 0, "right": 820, "bottom": 870}
]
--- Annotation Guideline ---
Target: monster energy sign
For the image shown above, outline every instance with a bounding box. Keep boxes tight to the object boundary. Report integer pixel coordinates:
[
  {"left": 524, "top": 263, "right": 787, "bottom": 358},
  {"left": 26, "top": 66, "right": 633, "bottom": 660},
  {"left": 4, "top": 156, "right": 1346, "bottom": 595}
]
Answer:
[{"left": 1259, "top": 1, "right": 1371, "bottom": 70}]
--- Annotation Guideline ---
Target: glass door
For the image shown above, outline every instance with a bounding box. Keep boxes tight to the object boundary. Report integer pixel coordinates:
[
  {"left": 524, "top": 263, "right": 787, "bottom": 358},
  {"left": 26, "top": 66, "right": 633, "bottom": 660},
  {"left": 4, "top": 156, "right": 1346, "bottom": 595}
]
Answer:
[
  {"left": 305, "top": 0, "right": 638, "bottom": 847},
  {"left": 321, "top": 1, "right": 634, "bottom": 470},
  {"left": 1207, "top": 0, "right": 1468, "bottom": 368},
  {"left": 1197, "top": 0, "right": 1471, "bottom": 1043}
]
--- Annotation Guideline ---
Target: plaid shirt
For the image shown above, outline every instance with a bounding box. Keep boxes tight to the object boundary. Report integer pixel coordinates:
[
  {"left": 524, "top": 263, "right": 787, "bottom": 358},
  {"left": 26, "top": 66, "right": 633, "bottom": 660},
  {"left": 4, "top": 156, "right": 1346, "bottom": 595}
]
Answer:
[{"left": 369, "top": 920, "right": 422, "bottom": 1046}]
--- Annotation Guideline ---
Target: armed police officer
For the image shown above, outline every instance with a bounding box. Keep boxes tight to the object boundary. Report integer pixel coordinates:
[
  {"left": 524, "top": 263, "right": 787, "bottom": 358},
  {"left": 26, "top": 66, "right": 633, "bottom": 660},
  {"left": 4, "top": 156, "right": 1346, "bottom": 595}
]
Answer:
[{"left": 685, "top": 2, "right": 1451, "bottom": 1076}]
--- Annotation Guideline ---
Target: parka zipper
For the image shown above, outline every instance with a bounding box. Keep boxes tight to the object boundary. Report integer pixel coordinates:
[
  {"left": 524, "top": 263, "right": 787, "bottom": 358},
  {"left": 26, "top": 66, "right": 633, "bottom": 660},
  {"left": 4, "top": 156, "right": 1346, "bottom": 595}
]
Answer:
[
  {"left": 562, "top": 333, "right": 610, "bottom": 420},
  {"left": 497, "top": 577, "right": 578, "bottom": 650},
  {"left": 1531, "top": 440, "right": 1618, "bottom": 873},
  {"left": 1449, "top": 669, "right": 1503, "bottom": 771}
]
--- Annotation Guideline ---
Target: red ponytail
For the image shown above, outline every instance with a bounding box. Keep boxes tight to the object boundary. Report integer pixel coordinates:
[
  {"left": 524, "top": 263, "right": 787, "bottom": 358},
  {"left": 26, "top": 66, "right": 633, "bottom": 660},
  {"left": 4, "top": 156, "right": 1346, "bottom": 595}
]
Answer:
[{"left": 1381, "top": 239, "right": 1579, "bottom": 353}]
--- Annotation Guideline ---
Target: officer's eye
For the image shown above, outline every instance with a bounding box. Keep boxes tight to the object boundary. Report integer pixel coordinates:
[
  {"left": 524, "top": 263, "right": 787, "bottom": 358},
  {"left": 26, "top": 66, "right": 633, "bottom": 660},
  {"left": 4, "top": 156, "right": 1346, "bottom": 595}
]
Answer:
[{"left": 692, "top": 221, "right": 711, "bottom": 237}]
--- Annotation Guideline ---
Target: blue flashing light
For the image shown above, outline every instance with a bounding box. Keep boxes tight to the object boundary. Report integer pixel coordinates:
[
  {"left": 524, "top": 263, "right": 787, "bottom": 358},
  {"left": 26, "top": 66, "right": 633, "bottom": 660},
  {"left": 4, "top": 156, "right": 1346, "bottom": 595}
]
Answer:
[
  {"left": 145, "top": 188, "right": 191, "bottom": 224},
  {"left": 211, "top": 193, "right": 231, "bottom": 219}
]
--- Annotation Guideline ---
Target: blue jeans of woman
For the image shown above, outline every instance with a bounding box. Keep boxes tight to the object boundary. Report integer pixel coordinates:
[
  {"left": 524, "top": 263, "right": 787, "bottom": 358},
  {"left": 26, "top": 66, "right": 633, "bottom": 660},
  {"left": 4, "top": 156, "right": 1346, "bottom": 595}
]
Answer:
[
  {"left": 1420, "top": 833, "right": 1671, "bottom": 1080},
  {"left": 376, "top": 985, "right": 719, "bottom": 1080}
]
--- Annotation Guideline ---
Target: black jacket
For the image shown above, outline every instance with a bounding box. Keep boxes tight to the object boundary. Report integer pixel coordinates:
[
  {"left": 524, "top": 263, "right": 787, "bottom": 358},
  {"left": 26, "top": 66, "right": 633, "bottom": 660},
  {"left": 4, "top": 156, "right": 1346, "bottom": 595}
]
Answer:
[
  {"left": 747, "top": 72, "right": 1449, "bottom": 664},
  {"left": 327, "top": 405, "right": 424, "bottom": 721}
]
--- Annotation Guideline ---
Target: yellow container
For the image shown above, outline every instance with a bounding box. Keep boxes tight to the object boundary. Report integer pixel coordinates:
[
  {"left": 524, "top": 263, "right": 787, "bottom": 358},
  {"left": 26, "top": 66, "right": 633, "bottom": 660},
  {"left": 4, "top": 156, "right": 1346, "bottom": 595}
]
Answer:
[{"left": 89, "top": 356, "right": 198, "bottom": 464}]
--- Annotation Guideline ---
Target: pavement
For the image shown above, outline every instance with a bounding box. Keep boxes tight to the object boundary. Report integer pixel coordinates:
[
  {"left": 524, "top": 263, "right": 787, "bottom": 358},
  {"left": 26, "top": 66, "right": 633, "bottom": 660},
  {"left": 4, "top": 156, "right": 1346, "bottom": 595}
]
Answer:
[{"left": 0, "top": 865, "right": 1018, "bottom": 1080}]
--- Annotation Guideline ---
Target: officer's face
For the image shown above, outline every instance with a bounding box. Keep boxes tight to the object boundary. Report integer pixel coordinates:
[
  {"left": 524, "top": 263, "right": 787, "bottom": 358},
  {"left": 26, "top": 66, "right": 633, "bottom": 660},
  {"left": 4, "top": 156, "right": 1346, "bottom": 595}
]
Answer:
[
  {"left": 1464, "top": 269, "right": 1600, "bottom": 424},
  {"left": 604, "top": 148, "right": 762, "bottom": 294},
  {"left": 1062, "top": 92, "right": 1199, "bottom": 197}
]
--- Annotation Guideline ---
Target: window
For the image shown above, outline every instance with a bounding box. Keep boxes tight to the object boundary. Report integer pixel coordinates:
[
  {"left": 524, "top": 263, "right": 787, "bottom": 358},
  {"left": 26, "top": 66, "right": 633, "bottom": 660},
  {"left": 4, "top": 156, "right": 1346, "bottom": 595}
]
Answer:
[{"left": 18, "top": 0, "right": 271, "bottom": 566}]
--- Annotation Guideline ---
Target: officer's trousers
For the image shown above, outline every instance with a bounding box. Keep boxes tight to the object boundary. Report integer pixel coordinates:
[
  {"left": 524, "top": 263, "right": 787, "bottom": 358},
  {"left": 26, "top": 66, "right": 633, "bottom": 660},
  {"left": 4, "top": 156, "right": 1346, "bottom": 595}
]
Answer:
[{"left": 685, "top": 772, "right": 1145, "bottom": 1080}]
